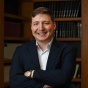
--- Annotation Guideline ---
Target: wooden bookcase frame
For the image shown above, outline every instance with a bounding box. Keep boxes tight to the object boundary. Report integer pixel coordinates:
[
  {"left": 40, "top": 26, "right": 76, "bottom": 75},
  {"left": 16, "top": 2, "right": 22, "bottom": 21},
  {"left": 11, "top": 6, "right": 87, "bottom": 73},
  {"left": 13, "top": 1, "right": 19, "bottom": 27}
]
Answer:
[{"left": 0, "top": 0, "right": 88, "bottom": 88}]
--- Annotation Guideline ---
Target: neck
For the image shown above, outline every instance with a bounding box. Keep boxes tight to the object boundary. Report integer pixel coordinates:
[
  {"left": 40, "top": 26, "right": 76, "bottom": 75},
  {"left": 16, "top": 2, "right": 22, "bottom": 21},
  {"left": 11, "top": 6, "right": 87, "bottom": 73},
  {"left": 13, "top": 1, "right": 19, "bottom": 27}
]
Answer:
[
  {"left": 37, "top": 38, "right": 53, "bottom": 51},
  {"left": 37, "top": 41, "right": 49, "bottom": 51}
]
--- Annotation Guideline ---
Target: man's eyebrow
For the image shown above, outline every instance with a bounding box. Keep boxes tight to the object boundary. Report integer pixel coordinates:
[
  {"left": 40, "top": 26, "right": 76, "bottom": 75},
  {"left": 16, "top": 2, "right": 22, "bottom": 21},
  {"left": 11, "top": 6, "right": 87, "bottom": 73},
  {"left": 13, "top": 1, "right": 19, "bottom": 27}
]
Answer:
[
  {"left": 33, "top": 21, "right": 49, "bottom": 23},
  {"left": 33, "top": 21, "right": 39, "bottom": 23}
]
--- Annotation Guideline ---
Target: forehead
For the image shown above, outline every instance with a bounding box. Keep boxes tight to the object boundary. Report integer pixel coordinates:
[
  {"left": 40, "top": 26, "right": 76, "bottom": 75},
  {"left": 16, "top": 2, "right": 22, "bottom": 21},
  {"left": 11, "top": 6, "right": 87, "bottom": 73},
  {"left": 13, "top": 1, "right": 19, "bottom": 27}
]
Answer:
[{"left": 32, "top": 14, "right": 51, "bottom": 22}]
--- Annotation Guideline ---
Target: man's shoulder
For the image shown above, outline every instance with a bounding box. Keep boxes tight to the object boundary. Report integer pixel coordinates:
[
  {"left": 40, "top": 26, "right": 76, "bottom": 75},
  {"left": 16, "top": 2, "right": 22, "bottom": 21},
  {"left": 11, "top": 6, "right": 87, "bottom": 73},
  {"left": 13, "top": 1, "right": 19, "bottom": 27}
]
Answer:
[
  {"left": 17, "top": 40, "right": 36, "bottom": 49},
  {"left": 54, "top": 39, "right": 75, "bottom": 49}
]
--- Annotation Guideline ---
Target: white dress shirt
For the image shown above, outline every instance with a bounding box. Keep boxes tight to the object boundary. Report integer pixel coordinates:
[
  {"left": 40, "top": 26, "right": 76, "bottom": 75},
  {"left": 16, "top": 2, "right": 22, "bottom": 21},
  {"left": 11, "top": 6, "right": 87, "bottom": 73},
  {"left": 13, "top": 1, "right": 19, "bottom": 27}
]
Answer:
[{"left": 36, "top": 39, "right": 53, "bottom": 70}]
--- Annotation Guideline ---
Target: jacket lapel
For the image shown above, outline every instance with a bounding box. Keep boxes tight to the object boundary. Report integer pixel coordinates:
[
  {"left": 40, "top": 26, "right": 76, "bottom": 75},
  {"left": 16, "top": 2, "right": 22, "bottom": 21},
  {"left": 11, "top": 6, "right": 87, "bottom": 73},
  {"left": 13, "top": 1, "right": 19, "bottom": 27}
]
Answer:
[
  {"left": 46, "top": 39, "right": 60, "bottom": 70},
  {"left": 28, "top": 39, "right": 61, "bottom": 70},
  {"left": 28, "top": 40, "right": 40, "bottom": 69}
]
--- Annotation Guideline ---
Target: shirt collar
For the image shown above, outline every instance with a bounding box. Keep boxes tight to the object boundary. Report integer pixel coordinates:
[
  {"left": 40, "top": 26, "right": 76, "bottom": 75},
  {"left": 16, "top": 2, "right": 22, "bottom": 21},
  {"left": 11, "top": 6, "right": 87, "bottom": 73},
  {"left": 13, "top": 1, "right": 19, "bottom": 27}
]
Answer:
[{"left": 36, "top": 37, "right": 54, "bottom": 52}]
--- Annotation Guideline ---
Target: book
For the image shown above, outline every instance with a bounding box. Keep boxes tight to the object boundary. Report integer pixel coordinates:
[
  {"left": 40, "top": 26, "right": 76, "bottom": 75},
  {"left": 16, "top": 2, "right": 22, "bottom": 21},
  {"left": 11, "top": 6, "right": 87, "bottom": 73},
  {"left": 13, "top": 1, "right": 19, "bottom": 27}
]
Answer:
[
  {"left": 73, "top": 64, "right": 79, "bottom": 78},
  {"left": 76, "top": 63, "right": 81, "bottom": 78},
  {"left": 4, "top": 21, "right": 21, "bottom": 37},
  {"left": 77, "top": 22, "right": 82, "bottom": 38},
  {"left": 63, "top": 1, "right": 67, "bottom": 17},
  {"left": 75, "top": 1, "right": 81, "bottom": 17}
]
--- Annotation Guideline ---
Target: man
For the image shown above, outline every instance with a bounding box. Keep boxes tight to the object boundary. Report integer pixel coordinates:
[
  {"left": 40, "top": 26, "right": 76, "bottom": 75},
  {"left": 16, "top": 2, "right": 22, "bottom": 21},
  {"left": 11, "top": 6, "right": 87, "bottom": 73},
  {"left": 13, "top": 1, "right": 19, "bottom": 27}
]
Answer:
[{"left": 10, "top": 7, "right": 76, "bottom": 88}]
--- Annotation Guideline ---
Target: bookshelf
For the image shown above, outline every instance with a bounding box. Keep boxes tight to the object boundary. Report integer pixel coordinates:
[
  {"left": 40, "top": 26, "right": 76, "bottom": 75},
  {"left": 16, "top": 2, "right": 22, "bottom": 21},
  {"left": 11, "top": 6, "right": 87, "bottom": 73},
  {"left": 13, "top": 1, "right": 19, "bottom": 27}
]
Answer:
[{"left": 0, "top": 0, "right": 88, "bottom": 88}]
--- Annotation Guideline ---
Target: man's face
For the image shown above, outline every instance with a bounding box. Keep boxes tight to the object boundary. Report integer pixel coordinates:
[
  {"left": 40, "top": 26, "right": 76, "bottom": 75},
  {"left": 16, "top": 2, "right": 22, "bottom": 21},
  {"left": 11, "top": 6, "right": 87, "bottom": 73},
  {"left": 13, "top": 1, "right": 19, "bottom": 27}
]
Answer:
[{"left": 31, "top": 14, "right": 56, "bottom": 43}]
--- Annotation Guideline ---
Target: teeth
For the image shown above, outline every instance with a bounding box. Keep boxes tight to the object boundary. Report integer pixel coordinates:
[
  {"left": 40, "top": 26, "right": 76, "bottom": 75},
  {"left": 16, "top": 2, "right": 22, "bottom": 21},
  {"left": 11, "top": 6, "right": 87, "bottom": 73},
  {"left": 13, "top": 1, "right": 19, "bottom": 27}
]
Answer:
[{"left": 38, "top": 32, "right": 46, "bottom": 35}]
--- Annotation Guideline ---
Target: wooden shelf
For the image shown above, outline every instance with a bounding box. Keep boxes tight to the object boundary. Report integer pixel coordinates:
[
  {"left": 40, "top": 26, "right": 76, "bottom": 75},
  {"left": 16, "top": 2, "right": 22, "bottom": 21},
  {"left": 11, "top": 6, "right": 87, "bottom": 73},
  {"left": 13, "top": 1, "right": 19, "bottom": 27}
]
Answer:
[
  {"left": 5, "top": 37, "right": 81, "bottom": 42},
  {"left": 4, "top": 59, "right": 12, "bottom": 65},
  {"left": 56, "top": 38, "right": 81, "bottom": 41},
  {"left": 22, "top": 0, "right": 33, "bottom": 1},
  {"left": 33, "top": 0, "right": 77, "bottom": 2},
  {"left": 76, "top": 58, "right": 81, "bottom": 62},
  {"left": 54, "top": 18, "right": 81, "bottom": 21},
  {"left": 72, "top": 78, "right": 81, "bottom": 82},
  {"left": 4, "top": 37, "right": 31, "bottom": 41},
  {"left": 4, "top": 13, "right": 30, "bottom": 21}
]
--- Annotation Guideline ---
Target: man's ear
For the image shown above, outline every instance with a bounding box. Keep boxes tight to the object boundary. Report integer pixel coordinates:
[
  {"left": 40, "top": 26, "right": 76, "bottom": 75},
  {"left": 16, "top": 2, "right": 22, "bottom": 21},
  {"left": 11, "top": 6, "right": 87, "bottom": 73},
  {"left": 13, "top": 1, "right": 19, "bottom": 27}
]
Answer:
[{"left": 53, "top": 22, "right": 56, "bottom": 30}]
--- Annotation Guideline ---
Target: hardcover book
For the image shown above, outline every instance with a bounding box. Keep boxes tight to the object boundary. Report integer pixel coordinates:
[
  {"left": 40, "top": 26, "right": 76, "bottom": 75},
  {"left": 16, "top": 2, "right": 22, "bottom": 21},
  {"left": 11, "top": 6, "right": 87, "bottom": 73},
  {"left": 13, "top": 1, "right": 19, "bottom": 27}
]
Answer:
[{"left": 4, "top": 21, "right": 21, "bottom": 37}]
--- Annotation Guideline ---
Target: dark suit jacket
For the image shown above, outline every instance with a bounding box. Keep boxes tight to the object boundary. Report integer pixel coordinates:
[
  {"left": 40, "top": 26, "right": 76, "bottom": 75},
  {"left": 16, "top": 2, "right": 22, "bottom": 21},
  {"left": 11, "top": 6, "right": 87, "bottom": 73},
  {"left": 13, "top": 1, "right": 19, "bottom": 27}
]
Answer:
[{"left": 10, "top": 39, "right": 76, "bottom": 88}]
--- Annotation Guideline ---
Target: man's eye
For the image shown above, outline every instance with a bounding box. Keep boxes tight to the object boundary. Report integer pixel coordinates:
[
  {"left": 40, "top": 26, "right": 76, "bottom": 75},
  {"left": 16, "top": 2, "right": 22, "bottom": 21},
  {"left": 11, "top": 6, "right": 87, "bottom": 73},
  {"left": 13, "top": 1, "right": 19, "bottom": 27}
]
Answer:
[
  {"left": 34, "top": 23, "right": 38, "bottom": 25},
  {"left": 44, "top": 23, "right": 49, "bottom": 24}
]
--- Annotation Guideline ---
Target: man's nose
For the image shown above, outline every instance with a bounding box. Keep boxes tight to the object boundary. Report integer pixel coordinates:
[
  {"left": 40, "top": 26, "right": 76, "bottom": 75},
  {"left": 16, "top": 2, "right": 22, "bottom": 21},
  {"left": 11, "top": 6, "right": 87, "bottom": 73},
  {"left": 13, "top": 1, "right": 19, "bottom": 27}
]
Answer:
[{"left": 39, "top": 23, "right": 44, "bottom": 31}]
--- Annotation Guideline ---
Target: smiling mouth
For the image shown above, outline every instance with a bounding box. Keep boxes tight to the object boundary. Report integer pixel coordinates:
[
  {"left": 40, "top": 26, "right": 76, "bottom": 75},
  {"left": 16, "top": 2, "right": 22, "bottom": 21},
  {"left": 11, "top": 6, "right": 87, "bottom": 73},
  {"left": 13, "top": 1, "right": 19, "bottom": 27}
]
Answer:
[{"left": 37, "top": 32, "right": 47, "bottom": 35}]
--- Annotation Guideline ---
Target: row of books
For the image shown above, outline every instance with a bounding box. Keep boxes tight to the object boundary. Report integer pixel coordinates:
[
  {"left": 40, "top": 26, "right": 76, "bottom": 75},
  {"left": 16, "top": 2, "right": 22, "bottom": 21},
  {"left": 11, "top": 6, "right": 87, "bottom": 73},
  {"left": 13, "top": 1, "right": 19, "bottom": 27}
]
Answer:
[
  {"left": 34, "top": 1, "right": 81, "bottom": 18},
  {"left": 4, "top": 21, "right": 21, "bottom": 37},
  {"left": 54, "top": 21, "right": 82, "bottom": 38}
]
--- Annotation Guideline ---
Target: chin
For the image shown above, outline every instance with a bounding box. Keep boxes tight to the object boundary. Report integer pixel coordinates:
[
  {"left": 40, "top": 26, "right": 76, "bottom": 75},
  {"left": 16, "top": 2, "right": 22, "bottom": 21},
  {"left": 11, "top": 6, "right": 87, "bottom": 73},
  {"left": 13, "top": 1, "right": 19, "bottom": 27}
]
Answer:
[
  {"left": 36, "top": 38, "right": 46, "bottom": 42},
  {"left": 38, "top": 39, "right": 47, "bottom": 42}
]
